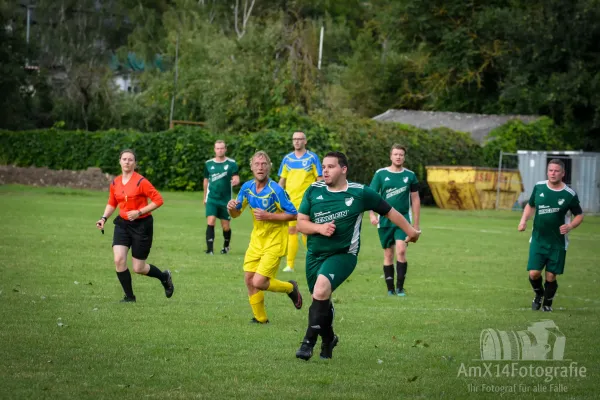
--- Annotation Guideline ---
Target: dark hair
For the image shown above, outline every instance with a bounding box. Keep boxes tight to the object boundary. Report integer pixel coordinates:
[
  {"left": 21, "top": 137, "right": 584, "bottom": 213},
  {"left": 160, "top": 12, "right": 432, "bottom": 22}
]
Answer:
[
  {"left": 119, "top": 149, "right": 137, "bottom": 161},
  {"left": 548, "top": 158, "right": 565, "bottom": 171},
  {"left": 391, "top": 143, "right": 407, "bottom": 154},
  {"left": 324, "top": 151, "right": 348, "bottom": 169}
]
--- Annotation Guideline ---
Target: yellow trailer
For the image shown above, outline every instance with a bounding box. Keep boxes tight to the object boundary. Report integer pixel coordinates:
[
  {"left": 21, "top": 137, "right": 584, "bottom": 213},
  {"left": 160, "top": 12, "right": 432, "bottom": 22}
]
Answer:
[{"left": 425, "top": 166, "right": 524, "bottom": 210}]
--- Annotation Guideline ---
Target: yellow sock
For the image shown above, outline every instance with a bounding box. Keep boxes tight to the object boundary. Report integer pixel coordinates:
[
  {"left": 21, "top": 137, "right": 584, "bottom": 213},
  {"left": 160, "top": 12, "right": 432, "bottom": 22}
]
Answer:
[
  {"left": 301, "top": 233, "right": 307, "bottom": 247},
  {"left": 249, "top": 291, "right": 268, "bottom": 322},
  {"left": 267, "top": 279, "right": 293, "bottom": 294},
  {"left": 287, "top": 233, "right": 298, "bottom": 268}
]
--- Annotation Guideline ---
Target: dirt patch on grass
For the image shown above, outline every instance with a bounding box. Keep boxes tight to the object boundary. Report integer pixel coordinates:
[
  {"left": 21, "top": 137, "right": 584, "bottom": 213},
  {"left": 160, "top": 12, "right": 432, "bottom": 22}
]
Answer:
[{"left": 0, "top": 165, "right": 114, "bottom": 191}]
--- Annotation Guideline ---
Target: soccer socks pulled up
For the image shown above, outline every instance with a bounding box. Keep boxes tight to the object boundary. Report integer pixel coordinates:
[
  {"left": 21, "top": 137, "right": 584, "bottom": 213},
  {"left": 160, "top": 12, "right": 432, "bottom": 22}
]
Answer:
[
  {"left": 249, "top": 291, "right": 268, "bottom": 323},
  {"left": 206, "top": 225, "right": 215, "bottom": 252},
  {"left": 396, "top": 261, "right": 408, "bottom": 291},
  {"left": 544, "top": 280, "right": 558, "bottom": 307},
  {"left": 266, "top": 279, "right": 293, "bottom": 294},
  {"left": 116, "top": 269, "right": 134, "bottom": 298},
  {"left": 223, "top": 229, "right": 232, "bottom": 248},
  {"left": 529, "top": 277, "right": 544, "bottom": 297},
  {"left": 383, "top": 265, "right": 394, "bottom": 291},
  {"left": 146, "top": 264, "right": 166, "bottom": 281},
  {"left": 303, "top": 298, "right": 332, "bottom": 344},
  {"left": 287, "top": 233, "right": 298, "bottom": 269}
]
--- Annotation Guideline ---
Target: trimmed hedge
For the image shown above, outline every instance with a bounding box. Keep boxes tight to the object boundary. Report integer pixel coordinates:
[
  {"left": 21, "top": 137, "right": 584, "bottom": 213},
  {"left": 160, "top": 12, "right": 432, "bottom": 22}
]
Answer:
[{"left": 0, "top": 118, "right": 484, "bottom": 197}]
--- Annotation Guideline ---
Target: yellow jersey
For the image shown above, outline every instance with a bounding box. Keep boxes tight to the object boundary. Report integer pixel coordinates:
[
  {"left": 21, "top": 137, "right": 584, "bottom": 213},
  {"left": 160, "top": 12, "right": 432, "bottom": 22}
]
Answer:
[
  {"left": 278, "top": 150, "right": 322, "bottom": 206},
  {"left": 235, "top": 179, "right": 298, "bottom": 255}
]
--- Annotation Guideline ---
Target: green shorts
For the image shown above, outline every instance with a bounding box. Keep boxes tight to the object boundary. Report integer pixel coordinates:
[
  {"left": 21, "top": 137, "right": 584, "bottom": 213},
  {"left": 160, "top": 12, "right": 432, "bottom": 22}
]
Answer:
[
  {"left": 526, "top": 243, "right": 566, "bottom": 275},
  {"left": 305, "top": 252, "right": 358, "bottom": 294},
  {"left": 378, "top": 213, "right": 411, "bottom": 248},
  {"left": 205, "top": 202, "right": 230, "bottom": 221}
]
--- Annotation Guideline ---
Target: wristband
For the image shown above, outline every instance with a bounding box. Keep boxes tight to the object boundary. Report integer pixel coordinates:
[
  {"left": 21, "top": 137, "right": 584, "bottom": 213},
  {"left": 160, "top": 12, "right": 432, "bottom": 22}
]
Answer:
[{"left": 101, "top": 216, "right": 107, "bottom": 222}]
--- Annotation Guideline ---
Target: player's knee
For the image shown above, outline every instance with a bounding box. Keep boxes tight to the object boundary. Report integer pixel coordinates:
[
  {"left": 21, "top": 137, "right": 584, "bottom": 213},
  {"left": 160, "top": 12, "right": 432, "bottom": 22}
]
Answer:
[
  {"left": 312, "top": 279, "right": 332, "bottom": 300},
  {"left": 113, "top": 255, "right": 127, "bottom": 269},
  {"left": 252, "top": 275, "right": 269, "bottom": 290},
  {"left": 529, "top": 270, "right": 542, "bottom": 279},
  {"left": 545, "top": 272, "right": 556, "bottom": 282},
  {"left": 131, "top": 260, "right": 146, "bottom": 274}
]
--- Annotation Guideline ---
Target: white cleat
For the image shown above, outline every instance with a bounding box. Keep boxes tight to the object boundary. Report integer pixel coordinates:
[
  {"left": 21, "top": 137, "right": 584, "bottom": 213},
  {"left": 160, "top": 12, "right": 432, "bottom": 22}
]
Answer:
[{"left": 283, "top": 266, "right": 295, "bottom": 272}]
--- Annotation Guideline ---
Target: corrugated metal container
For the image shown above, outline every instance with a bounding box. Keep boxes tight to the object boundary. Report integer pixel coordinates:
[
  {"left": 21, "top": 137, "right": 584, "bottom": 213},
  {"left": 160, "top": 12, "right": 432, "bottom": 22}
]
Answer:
[
  {"left": 517, "top": 151, "right": 600, "bottom": 213},
  {"left": 426, "top": 166, "right": 523, "bottom": 210}
]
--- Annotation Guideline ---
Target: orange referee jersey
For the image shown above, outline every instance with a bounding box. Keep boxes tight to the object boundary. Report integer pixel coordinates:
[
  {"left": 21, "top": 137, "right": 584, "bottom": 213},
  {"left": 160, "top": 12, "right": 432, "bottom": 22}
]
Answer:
[{"left": 108, "top": 172, "right": 164, "bottom": 220}]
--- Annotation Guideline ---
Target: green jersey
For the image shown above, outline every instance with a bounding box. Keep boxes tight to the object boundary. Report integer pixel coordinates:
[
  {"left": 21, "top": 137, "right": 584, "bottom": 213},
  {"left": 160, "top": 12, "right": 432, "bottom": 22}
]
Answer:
[
  {"left": 204, "top": 158, "right": 239, "bottom": 205},
  {"left": 528, "top": 180, "right": 582, "bottom": 250},
  {"left": 370, "top": 167, "right": 418, "bottom": 227},
  {"left": 299, "top": 181, "right": 385, "bottom": 257}
]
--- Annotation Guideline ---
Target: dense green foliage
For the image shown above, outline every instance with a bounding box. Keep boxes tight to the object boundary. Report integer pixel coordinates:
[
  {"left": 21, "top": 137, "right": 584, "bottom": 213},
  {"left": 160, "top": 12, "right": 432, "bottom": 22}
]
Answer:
[
  {"left": 0, "top": 114, "right": 484, "bottom": 195},
  {"left": 2, "top": 0, "right": 599, "bottom": 151}
]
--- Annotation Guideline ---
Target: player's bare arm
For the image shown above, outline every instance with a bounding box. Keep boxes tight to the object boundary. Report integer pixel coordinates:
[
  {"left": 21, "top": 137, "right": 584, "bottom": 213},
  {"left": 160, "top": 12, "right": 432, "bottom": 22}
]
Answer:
[
  {"left": 203, "top": 178, "right": 209, "bottom": 205},
  {"left": 278, "top": 177, "right": 286, "bottom": 189},
  {"left": 227, "top": 200, "right": 242, "bottom": 218},
  {"left": 518, "top": 204, "right": 535, "bottom": 231},
  {"left": 231, "top": 175, "right": 240, "bottom": 187},
  {"left": 296, "top": 213, "right": 335, "bottom": 237},
  {"left": 559, "top": 213, "right": 584, "bottom": 234},
  {"left": 253, "top": 208, "right": 297, "bottom": 222},
  {"left": 383, "top": 208, "right": 420, "bottom": 243},
  {"left": 410, "top": 190, "right": 421, "bottom": 230},
  {"left": 126, "top": 201, "right": 161, "bottom": 221}
]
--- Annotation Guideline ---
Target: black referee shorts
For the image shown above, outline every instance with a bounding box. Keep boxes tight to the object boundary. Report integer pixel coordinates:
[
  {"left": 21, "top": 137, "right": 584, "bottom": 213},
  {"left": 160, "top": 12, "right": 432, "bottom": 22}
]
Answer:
[{"left": 112, "top": 215, "right": 154, "bottom": 260}]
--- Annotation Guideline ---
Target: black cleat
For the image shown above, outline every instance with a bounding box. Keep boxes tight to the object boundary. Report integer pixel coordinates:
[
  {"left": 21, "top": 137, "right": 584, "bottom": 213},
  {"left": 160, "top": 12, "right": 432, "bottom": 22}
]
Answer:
[
  {"left": 296, "top": 340, "right": 315, "bottom": 361},
  {"left": 120, "top": 295, "right": 136, "bottom": 303},
  {"left": 532, "top": 294, "right": 543, "bottom": 310},
  {"left": 287, "top": 280, "right": 303, "bottom": 309},
  {"left": 320, "top": 335, "right": 339, "bottom": 359},
  {"left": 205, "top": 250, "right": 214, "bottom": 255},
  {"left": 250, "top": 317, "right": 270, "bottom": 324},
  {"left": 220, "top": 247, "right": 229, "bottom": 254},
  {"left": 162, "top": 270, "right": 174, "bottom": 298},
  {"left": 542, "top": 305, "right": 553, "bottom": 312}
]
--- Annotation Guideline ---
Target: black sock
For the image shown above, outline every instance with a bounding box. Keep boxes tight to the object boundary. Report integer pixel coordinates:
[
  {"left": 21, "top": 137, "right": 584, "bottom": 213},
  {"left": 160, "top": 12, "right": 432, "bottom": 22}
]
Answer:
[
  {"left": 303, "top": 298, "right": 331, "bottom": 344},
  {"left": 529, "top": 277, "right": 544, "bottom": 297},
  {"left": 206, "top": 225, "right": 215, "bottom": 252},
  {"left": 543, "top": 280, "right": 558, "bottom": 306},
  {"left": 146, "top": 264, "right": 166, "bottom": 281},
  {"left": 116, "top": 269, "right": 134, "bottom": 298},
  {"left": 321, "top": 301, "right": 335, "bottom": 343},
  {"left": 383, "top": 265, "right": 394, "bottom": 291},
  {"left": 396, "top": 261, "right": 407, "bottom": 291},
  {"left": 223, "top": 229, "right": 231, "bottom": 248}
]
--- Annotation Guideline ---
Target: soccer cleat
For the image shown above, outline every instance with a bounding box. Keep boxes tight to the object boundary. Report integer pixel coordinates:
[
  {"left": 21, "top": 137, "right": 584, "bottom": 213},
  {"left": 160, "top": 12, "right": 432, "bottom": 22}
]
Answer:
[
  {"left": 396, "top": 289, "right": 407, "bottom": 297},
  {"left": 287, "top": 280, "right": 303, "bottom": 309},
  {"left": 532, "top": 295, "right": 543, "bottom": 310},
  {"left": 283, "top": 266, "right": 295, "bottom": 272},
  {"left": 387, "top": 290, "right": 395, "bottom": 296},
  {"left": 120, "top": 295, "right": 136, "bottom": 303},
  {"left": 220, "top": 247, "right": 230, "bottom": 254},
  {"left": 161, "top": 270, "right": 174, "bottom": 298},
  {"left": 205, "top": 250, "right": 214, "bottom": 255},
  {"left": 542, "top": 305, "right": 553, "bottom": 312},
  {"left": 296, "top": 340, "right": 315, "bottom": 361},
  {"left": 250, "top": 317, "right": 270, "bottom": 324},
  {"left": 320, "top": 335, "right": 339, "bottom": 359}
]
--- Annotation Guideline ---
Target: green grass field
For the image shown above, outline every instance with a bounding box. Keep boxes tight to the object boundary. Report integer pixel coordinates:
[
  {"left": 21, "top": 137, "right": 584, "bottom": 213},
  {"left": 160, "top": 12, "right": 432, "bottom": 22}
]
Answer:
[{"left": 1, "top": 185, "right": 598, "bottom": 399}]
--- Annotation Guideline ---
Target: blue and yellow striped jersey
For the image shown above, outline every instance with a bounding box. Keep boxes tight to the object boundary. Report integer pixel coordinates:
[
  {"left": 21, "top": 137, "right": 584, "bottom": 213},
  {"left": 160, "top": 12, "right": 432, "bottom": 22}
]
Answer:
[
  {"left": 278, "top": 150, "right": 322, "bottom": 206},
  {"left": 235, "top": 179, "right": 298, "bottom": 252}
]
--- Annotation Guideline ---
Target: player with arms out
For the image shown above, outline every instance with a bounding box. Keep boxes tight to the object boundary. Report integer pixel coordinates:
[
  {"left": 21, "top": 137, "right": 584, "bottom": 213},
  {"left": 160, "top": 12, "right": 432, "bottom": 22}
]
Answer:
[
  {"left": 278, "top": 131, "right": 323, "bottom": 272},
  {"left": 369, "top": 144, "right": 420, "bottom": 296},
  {"left": 227, "top": 151, "right": 303, "bottom": 324},
  {"left": 518, "top": 159, "right": 584, "bottom": 312},
  {"left": 295, "top": 151, "right": 421, "bottom": 361},
  {"left": 204, "top": 140, "right": 240, "bottom": 255}
]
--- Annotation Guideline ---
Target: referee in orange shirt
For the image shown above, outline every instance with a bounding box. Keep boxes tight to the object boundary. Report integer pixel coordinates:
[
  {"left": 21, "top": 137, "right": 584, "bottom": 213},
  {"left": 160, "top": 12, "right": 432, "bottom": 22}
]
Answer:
[{"left": 96, "top": 149, "right": 174, "bottom": 302}]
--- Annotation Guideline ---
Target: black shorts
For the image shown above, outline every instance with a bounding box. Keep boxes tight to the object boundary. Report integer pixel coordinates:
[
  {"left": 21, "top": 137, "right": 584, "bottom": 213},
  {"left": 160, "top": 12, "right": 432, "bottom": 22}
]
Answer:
[{"left": 112, "top": 215, "right": 154, "bottom": 260}]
